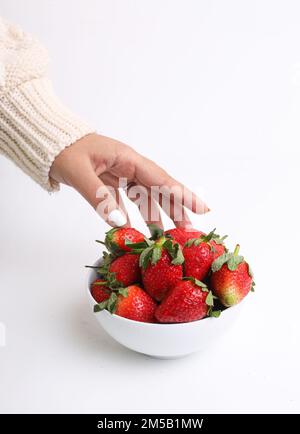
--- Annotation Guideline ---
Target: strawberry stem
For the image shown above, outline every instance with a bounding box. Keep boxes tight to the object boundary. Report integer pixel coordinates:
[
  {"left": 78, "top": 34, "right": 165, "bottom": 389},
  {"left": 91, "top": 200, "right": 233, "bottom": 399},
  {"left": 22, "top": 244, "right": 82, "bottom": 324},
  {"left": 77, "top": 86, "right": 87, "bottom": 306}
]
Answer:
[
  {"left": 233, "top": 244, "right": 240, "bottom": 256},
  {"left": 156, "top": 236, "right": 167, "bottom": 247},
  {"left": 95, "top": 240, "right": 106, "bottom": 245},
  {"left": 92, "top": 281, "right": 108, "bottom": 286}
]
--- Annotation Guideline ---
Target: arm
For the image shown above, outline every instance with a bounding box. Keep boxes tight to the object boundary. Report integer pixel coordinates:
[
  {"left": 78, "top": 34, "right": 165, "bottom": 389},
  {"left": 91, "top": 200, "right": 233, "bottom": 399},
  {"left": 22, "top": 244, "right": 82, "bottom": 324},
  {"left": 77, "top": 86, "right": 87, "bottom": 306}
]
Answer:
[
  {"left": 0, "top": 17, "right": 208, "bottom": 227},
  {"left": 0, "top": 17, "right": 93, "bottom": 191}
]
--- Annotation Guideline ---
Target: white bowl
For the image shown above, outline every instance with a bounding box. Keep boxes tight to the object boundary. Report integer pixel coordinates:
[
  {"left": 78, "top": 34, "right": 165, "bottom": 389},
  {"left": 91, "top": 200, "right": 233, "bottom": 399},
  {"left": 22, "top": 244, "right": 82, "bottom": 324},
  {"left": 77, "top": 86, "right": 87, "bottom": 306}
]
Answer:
[{"left": 87, "top": 259, "right": 242, "bottom": 358}]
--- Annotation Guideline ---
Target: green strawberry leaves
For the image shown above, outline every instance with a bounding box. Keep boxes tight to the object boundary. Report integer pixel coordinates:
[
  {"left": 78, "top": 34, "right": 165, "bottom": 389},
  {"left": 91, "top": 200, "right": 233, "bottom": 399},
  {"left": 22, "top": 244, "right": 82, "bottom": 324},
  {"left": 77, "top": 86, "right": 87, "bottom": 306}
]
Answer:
[
  {"left": 211, "top": 245, "right": 244, "bottom": 273},
  {"left": 211, "top": 244, "right": 256, "bottom": 294},
  {"left": 184, "top": 238, "right": 202, "bottom": 247},
  {"left": 136, "top": 236, "right": 185, "bottom": 269},
  {"left": 93, "top": 286, "right": 129, "bottom": 314},
  {"left": 151, "top": 246, "right": 162, "bottom": 265},
  {"left": 227, "top": 255, "right": 244, "bottom": 271},
  {"left": 120, "top": 224, "right": 186, "bottom": 269},
  {"left": 211, "top": 252, "right": 232, "bottom": 272},
  {"left": 163, "top": 239, "right": 185, "bottom": 265},
  {"left": 98, "top": 251, "right": 114, "bottom": 275},
  {"left": 205, "top": 290, "right": 214, "bottom": 306},
  {"left": 200, "top": 228, "right": 221, "bottom": 243},
  {"left": 85, "top": 251, "right": 113, "bottom": 276},
  {"left": 102, "top": 228, "right": 121, "bottom": 255},
  {"left": 205, "top": 290, "right": 221, "bottom": 318},
  {"left": 213, "top": 235, "right": 228, "bottom": 245},
  {"left": 125, "top": 237, "right": 154, "bottom": 254},
  {"left": 148, "top": 224, "right": 164, "bottom": 240},
  {"left": 209, "top": 309, "right": 222, "bottom": 318},
  {"left": 118, "top": 287, "right": 129, "bottom": 297},
  {"left": 139, "top": 246, "right": 155, "bottom": 269},
  {"left": 183, "top": 276, "right": 208, "bottom": 290},
  {"left": 104, "top": 272, "right": 124, "bottom": 290},
  {"left": 184, "top": 228, "right": 227, "bottom": 250},
  {"left": 94, "top": 291, "right": 119, "bottom": 314},
  {"left": 94, "top": 300, "right": 108, "bottom": 313}
]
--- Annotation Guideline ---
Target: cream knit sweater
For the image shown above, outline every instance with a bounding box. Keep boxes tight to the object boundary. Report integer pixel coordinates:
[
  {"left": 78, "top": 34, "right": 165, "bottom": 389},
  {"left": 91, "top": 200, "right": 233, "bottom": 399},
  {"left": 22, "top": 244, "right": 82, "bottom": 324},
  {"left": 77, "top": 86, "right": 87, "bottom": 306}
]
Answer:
[{"left": 0, "top": 18, "right": 93, "bottom": 191}]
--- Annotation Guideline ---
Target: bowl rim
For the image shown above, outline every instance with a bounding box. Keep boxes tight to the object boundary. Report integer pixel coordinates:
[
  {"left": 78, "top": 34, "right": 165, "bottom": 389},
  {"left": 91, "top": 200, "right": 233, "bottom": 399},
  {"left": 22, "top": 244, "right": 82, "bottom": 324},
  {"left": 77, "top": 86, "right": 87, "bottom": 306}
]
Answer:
[{"left": 87, "top": 257, "right": 239, "bottom": 328}]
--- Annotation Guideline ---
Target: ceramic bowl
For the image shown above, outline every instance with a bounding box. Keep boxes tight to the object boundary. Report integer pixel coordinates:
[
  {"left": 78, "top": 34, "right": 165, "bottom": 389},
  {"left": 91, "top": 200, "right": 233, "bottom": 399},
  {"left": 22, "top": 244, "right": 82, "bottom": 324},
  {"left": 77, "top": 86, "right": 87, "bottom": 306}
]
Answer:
[{"left": 87, "top": 259, "right": 242, "bottom": 358}]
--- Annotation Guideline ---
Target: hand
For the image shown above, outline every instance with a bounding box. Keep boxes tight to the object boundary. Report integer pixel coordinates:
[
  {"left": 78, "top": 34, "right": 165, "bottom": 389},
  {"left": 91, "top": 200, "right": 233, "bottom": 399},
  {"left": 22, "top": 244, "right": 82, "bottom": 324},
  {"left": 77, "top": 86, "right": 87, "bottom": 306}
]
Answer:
[{"left": 49, "top": 133, "right": 209, "bottom": 228}]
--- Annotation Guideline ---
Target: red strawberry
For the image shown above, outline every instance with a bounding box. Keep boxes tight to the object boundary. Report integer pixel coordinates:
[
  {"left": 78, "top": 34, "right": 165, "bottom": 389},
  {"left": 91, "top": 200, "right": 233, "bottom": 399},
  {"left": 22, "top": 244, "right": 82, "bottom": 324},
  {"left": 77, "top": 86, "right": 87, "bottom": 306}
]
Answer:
[
  {"left": 183, "top": 229, "right": 227, "bottom": 281},
  {"left": 155, "top": 278, "right": 221, "bottom": 323},
  {"left": 90, "top": 279, "right": 111, "bottom": 303},
  {"left": 108, "top": 253, "right": 141, "bottom": 287},
  {"left": 100, "top": 227, "right": 145, "bottom": 256},
  {"left": 210, "top": 245, "right": 254, "bottom": 307},
  {"left": 165, "top": 227, "right": 205, "bottom": 246},
  {"left": 135, "top": 236, "right": 184, "bottom": 301},
  {"left": 94, "top": 285, "right": 157, "bottom": 323}
]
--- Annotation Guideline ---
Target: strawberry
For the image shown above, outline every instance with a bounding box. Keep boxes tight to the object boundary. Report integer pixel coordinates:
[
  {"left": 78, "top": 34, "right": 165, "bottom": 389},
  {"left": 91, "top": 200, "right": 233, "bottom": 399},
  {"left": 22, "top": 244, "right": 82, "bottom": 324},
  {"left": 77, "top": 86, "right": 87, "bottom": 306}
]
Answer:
[
  {"left": 99, "top": 227, "right": 145, "bottom": 256},
  {"left": 90, "top": 279, "right": 111, "bottom": 303},
  {"left": 210, "top": 245, "right": 255, "bottom": 307},
  {"left": 108, "top": 253, "right": 141, "bottom": 287},
  {"left": 155, "top": 278, "right": 221, "bottom": 323},
  {"left": 87, "top": 251, "right": 141, "bottom": 287},
  {"left": 183, "top": 229, "right": 227, "bottom": 281},
  {"left": 142, "top": 246, "right": 183, "bottom": 301},
  {"left": 94, "top": 285, "right": 157, "bottom": 323},
  {"left": 129, "top": 232, "right": 184, "bottom": 301},
  {"left": 165, "top": 227, "right": 205, "bottom": 246},
  {"left": 126, "top": 224, "right": 185, "bottom": 301}
]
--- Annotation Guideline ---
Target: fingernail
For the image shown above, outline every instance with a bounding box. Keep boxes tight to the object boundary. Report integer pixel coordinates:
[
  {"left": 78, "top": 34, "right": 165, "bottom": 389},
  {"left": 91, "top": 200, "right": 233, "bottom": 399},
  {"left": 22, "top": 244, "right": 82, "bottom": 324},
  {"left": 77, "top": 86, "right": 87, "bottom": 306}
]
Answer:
[{"left": 107, "top": 209, "right": 127, "bottom": 227}]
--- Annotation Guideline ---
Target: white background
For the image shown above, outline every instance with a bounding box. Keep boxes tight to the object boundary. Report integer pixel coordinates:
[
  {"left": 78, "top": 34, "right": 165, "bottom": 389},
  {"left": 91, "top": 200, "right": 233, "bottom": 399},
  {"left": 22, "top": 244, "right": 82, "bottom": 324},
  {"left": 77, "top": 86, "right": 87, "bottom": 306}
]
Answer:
[{"left": 0, "top": 0, "right": 300, "bottom": 414}]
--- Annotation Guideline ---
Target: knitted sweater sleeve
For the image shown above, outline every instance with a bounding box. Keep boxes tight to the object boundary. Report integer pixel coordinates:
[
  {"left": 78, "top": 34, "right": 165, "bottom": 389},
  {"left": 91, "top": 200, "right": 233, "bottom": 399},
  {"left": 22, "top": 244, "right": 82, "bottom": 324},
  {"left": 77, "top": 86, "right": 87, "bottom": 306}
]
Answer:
[{"left": 0, "top": 18, "right": 94, "bottom": 191}]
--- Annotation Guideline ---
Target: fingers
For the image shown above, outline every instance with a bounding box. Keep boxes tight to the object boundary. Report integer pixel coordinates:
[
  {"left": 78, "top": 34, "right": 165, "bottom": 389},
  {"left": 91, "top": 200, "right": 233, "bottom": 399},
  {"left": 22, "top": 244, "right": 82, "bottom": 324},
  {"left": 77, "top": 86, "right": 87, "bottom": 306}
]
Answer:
[
  {"left": 144, "top": 193, "right": 164, "bottom": 229},
  {"left": 100, "top": 173, "right": 131, "bottom": 227},
  {"left": 126, "top": 184, "right": 164, "bottom": 229},
  {"left": 137, "top": 183, "right": 191, "bottom": 228},
  {"left": 113, "top": 189, "right": 131, "bottom": 227},
  {"left": 134, "top": 156, "right": 209, "bottom": 215},
  {"left": 68, "top": 160, "right": 128, "bottom": 227}
]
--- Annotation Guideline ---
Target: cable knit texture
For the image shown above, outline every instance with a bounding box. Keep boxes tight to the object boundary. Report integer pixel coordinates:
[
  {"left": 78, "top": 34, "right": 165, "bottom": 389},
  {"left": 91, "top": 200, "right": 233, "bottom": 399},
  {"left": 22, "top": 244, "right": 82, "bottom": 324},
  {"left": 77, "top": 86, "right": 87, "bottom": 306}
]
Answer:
[{"left": 0, "top": 18, "right": 93, "bottom": 191}]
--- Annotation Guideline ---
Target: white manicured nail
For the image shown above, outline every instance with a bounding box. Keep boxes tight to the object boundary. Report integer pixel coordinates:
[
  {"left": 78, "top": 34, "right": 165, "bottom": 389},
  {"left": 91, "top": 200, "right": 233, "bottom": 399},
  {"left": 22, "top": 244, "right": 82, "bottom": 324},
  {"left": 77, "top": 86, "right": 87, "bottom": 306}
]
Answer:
[{"left": 107, "top": 209, "right": 127, "bottom": 227}]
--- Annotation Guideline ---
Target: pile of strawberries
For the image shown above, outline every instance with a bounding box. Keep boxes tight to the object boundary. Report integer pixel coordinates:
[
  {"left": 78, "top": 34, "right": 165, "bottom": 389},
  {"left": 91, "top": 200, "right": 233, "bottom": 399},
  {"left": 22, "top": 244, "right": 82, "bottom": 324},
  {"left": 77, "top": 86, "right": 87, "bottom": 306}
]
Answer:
[{"left": 88, "top": 225, "right": 255, "bottom": 324}]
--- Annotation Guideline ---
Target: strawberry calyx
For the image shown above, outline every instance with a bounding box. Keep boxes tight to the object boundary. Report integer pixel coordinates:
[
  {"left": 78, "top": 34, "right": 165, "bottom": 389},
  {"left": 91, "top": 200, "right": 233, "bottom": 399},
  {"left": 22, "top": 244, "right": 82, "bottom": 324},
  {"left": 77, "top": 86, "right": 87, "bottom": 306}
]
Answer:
[
  {"left": 135, "top": 236, "right": 184, "bottom": 270},
  {"left": 211, "top": 244, "right": 245, "bottom": 272},
  {"left": 101, "top": 227, "right": 120, "bottom": 255},
  {"left": 184, "top": 228, "right": 227, "bottom": 250},
  {"left": 85, "top": 251, "right": 114, "bottom": 276},
  {"left": 94, "top": 286, "right": 129, "bottom": 314},
  {"left": 124, "top": 237, "right": 154, "bottom": 253},
  {"left": 205, "top": 290, "right": 221, "bottom": 318},
  {"left": 182, "top": 277, "right": 221, "bottom": 318},
  {"left": 86, "top": 251, "right": 126, "bottom": 296},
  {"left": 148, "top": 224, "right": 165, "bottom": 241},
  {"left": 182, "top": 276, "right": 208, "bottom": 290},
  {"left": 101, "top": 227, "right": 145, "bottom": 256},
  {"left": 126, "top": 229, "right": 185, "bottom": 270},
  {"left": 211, "top": 243, "right": 256, "bottom": 292}
]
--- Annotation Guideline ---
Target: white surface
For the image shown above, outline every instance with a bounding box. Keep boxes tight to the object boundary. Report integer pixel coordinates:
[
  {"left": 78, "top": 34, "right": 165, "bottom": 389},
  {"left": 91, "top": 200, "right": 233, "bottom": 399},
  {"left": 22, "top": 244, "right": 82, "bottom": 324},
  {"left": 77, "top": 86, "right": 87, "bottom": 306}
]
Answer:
[
  {"left": 0, "top": 0, "right": 300, "bottom": 413},
  {"left": 87, "top": 260, "right": 242, "bottom": 358}
]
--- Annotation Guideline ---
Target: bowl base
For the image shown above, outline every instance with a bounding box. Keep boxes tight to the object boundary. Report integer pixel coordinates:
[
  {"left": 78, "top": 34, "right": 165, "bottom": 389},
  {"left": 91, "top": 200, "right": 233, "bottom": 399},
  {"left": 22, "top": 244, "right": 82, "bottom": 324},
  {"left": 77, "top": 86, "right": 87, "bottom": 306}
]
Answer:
[{"left": 142, "top": 353, "right": 192, "bottom": 360}]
